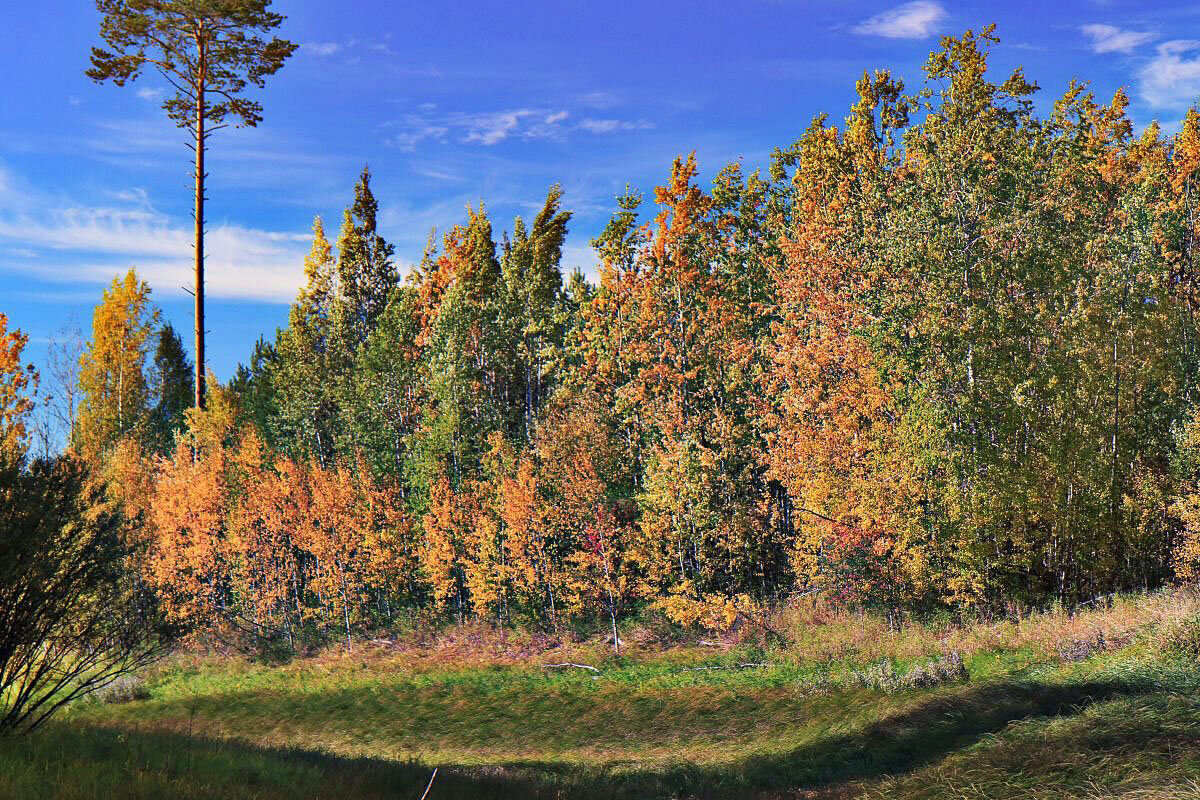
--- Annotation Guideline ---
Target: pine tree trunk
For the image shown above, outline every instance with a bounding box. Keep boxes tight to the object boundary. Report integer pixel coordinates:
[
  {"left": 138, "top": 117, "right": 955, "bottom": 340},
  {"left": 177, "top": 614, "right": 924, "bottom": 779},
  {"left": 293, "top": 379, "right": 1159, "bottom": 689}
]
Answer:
[{"left": 193, "top": 37, "right": 207, "bottom": 411}]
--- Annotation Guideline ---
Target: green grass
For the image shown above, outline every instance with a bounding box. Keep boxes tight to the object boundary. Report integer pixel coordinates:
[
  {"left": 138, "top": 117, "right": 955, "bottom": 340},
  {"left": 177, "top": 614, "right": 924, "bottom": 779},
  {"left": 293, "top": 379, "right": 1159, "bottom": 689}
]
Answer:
[{"left": 3, "top": 593, "right": 1200, "bottom": 799}]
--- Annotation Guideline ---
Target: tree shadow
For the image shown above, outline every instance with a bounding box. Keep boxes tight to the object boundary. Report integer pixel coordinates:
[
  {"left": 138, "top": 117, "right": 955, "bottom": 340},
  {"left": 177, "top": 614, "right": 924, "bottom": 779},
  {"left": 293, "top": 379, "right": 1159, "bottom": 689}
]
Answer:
[
  {"left": 2, "top": 722, "right": 553, "bottom": 800},
  {"left": 603, "top": 675, "right": 1165, "bottom": 798},
  {"left": 19, "top": 673, "right": 1169, "bottom": 799}
]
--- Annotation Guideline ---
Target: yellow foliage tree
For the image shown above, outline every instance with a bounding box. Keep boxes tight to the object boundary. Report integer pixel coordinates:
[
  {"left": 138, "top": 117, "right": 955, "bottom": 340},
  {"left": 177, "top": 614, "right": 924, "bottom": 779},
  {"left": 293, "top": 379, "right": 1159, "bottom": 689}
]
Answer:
[
  {"left": 0, "top": 313, "right": 38, "bottom": 456},
  {"left": 76, "top": 270, "right": 159, "bottom": 460}
]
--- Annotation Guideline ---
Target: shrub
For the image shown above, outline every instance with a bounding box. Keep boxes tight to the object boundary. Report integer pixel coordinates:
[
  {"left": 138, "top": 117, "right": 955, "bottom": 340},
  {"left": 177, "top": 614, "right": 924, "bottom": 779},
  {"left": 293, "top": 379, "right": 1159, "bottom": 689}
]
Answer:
[
  {"left": 1056, "top": 632, "right": 1108, "bottom": 662},
  {"left": 903, "top": 651, "right": 968, "bottom": 688},
  {"left": 96, "top": 675, "right": 151, "bottom": 704},
  {"left": 851, "top": 660, "right": 904, "bottom": 692},
  {"left": 851, "top": 652, "right": 968, "bottom": 692},
  {"left": 0, "top": 450, "right": 169, "bottom": 733}
]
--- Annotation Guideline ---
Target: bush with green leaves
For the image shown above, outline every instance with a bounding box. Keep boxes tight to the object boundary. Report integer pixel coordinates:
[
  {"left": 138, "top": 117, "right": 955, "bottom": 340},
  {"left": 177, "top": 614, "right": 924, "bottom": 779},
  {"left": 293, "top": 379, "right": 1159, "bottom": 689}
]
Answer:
[{"left": 0, "top": 449, "right": 168, "bottom": 733}]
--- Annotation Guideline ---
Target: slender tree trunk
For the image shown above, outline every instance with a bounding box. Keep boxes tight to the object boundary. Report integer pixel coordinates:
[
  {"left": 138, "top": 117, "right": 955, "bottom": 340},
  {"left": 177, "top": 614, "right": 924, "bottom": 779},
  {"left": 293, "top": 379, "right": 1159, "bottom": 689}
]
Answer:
[
  {"left": 340, "top": 570, "right": 353, "bottom": 655},
  {"left": 609, "top": 601, "right": 619, "bottom": 656},
  {"left": 193, "top": 39, "right": 207, "bottom": 410}
]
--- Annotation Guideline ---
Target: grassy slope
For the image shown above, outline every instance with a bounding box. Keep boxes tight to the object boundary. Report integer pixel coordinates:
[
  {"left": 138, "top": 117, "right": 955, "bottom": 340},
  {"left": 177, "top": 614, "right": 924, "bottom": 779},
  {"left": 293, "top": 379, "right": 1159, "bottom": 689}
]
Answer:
[{"left": 3, "top": 592, "right": 1200, "bottom": 799}]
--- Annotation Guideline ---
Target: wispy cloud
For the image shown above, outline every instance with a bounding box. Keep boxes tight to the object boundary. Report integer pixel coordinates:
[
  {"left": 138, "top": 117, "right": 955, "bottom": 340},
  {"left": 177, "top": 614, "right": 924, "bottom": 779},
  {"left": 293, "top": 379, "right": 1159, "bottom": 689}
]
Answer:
[
  {"left": 384, "top": 103, "right": 660, "bottom": 151},
  {"left": 852, "top": 1, "right": 946, "bottom": 39},
  {"left": 559, "top": 242, "right": 599, "bottom": 280},
  {"left": 578, "top": 118, "right": 654, "bottom": 134},
  {"left": 385, "top": 107, "right": 575, "bottom": 150},
  {"left": 1081, "top": 23, "right": 1154, "bottom": 54},
  {"left": 0, "top": 210, "right": 309, "bottom": 303},
  {"left": 462, "top": 109, "right": 546, "bottom": 145},
  {"left": 299, "top": 35, "right": 438, "bottom": 76},
  {"left": 45, "top": 118, "right": 347, "bottom": 204},
  {"left": 387, "top": 120, "right": 451, "bottom": 152},
  {"left": 0, "top": 170, "right": 309, "bottom": 303},
  {"left": 1140, "top": 40, "right": 1200, "bottom": 110},
  {"left": 576, "top": 90, "right": 622, "bottom": 110},
  {"left": 302, "top": 41, "right": 345, "bottom": 57}
]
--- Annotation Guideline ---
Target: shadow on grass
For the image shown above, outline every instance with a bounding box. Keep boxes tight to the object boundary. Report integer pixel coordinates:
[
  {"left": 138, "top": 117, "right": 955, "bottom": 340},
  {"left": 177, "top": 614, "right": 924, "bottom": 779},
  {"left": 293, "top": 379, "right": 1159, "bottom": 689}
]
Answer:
[
  {"left": 0, "top": 723, "right": 555, "bottom": 800},
  {"left": 498, "top": 675, "right": 1169, "bottom": 798},
  {"left": 6, "top": 674, "right": 1173, "bottom": 799},
  {"left": 624, "top": 676, "right": 1165, "bottom": 799}
]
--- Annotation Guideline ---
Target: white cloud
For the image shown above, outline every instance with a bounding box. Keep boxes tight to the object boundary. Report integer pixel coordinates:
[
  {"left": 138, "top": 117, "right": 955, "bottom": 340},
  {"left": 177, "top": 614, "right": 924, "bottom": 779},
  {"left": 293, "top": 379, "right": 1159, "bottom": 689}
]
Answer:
[
  {"left": 386, "top": 107, "right": 573, "bottom": 149},
  {"left": 578, "top": 118, "right": 655, "bottom": 134},
  {"left": 136, "top": 87, "right": 165, "bottom": 102},
  {"left": 463, "top": 109, "right": 539, "bottom": 145},
  {"left": 302, "top": 41, "right": 345, "bottom": 57},
  {"left": 576, "top": 90, "right": 621, "bottom": 110},
  {"left": 1140, "top": 40, "right": 1200, "bottom": 110},
  {"left": 852, "top": 1, "right": 946, "bottom": 39},
  {"left": 387, "top": 121, "right": 450, "bottom": 152},
  {"left": 1081, "top": 23, "right": 1154, "bottom": 54},
  {"left": 106, "top": 187, "right": 152, "bottom": 206},
  {"left": 579, "top": 119, "right": 622, "bottom": 134},
  {"left": 0, "top": 181, "right": 310, "bottom": 303},
  {"left": 559, "top": 242, "right": 599, "bottom": 281}
]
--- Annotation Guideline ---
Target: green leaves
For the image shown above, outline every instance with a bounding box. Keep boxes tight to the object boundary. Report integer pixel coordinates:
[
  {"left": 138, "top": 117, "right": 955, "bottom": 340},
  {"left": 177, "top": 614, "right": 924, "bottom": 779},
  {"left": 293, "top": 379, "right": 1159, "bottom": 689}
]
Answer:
[{"left": 89, "top": 0, "right": 297, "bottom": 130}]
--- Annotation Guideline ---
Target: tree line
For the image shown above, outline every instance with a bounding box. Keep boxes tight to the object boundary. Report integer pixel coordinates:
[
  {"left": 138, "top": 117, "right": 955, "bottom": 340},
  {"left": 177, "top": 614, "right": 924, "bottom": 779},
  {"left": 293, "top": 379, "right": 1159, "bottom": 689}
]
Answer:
[{"left": 13, "top": 28, "right": 1200, "bottom": 654}]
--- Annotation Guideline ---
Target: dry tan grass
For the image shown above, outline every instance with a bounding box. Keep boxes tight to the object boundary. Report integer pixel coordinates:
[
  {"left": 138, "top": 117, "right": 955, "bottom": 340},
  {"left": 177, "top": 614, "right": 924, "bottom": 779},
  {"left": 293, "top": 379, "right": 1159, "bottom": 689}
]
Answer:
[
  {"left": 162, "top": 586, "right": 1200, "bottom": 683},
  {"left": 768, "top": 587, "right": 1200, "bottom": 666}
]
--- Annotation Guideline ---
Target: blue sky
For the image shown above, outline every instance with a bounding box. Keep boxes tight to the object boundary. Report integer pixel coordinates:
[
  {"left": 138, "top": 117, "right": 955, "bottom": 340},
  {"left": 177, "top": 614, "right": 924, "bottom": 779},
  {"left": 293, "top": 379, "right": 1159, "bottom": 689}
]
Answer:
[{"left": 2, "top": 0, "right": 1199, "bottom": 387}]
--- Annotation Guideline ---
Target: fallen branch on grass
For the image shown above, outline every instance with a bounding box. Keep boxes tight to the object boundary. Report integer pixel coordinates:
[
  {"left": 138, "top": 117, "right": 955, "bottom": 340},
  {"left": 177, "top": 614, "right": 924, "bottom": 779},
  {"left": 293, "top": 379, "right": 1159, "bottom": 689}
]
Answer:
[
  {"left": 543, "top": 662, "right": 601, "bottom": 672},
  {"left": 419, "top": 767, "right": 438, "bottom": 800},
  {"left": 676, "top": 662, "right": 772, "bottom": 672},
  {"left": 1074, "top": 592, "right": 1119, "bottom": 611}
]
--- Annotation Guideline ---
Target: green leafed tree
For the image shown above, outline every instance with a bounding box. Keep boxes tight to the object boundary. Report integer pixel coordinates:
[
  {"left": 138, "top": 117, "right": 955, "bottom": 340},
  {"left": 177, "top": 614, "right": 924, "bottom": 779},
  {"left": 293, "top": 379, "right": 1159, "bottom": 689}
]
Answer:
[
  {"left": 88, "top": 0, "right": 297, "bottom": 411},
  {"left": 340, "top": 286, "right": 425, "bottom": 480},
  {"left": 148, "top": 322, "right": 194, "bottom": 453},
  {"left": 274, "top": 216, "right": 340, "bottom": 464},
  {"left": 499, "top": 186, "right": 572, "bottom": 438},
  {"left": 333, "top": 167, "right": 399, "bottom": 356},
  {"left": 228, "top": 334, "right": 279, "bottom": 444}
]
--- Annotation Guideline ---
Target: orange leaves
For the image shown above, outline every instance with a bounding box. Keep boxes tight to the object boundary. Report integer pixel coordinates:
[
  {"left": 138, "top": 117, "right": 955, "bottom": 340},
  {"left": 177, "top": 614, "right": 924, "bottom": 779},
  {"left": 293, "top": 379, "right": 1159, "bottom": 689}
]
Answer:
[
  {"left": 421, "top": 474, "right": 470, "bottom": 611},
  {"left": 0, "top": 313, "right": 37, "bottom": 456},
  {"left": 228, "top": 441, "right": 305, "bottom": 634},
  {"left": 760, "top": 104, "right": 916, "bottom": 604},
  {"left": 147, "top": 437, "right": 231, "bottom": 628},
  {"left": 497, "top": 458, "right": 552, "bottom": 606},
  {"left": 141, "top": 409, "right": 415, "bottom": 648}
]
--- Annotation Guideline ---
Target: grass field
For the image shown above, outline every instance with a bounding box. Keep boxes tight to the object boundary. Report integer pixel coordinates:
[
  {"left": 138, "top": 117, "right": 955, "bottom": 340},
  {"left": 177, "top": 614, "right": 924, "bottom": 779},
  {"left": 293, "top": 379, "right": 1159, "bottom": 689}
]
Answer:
[{"left": 3, "top": 591, "right": 1200, "bottom": 799}]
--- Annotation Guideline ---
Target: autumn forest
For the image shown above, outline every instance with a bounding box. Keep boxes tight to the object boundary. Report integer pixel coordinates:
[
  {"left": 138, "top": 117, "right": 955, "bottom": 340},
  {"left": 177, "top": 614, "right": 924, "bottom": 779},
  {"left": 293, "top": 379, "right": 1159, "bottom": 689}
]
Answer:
[
  {"left": 9, "top": 2, "right": 1200, "bottom": 793},
  {"left": 4, "top": 25, "right": 1200, "bottom": 660}
]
